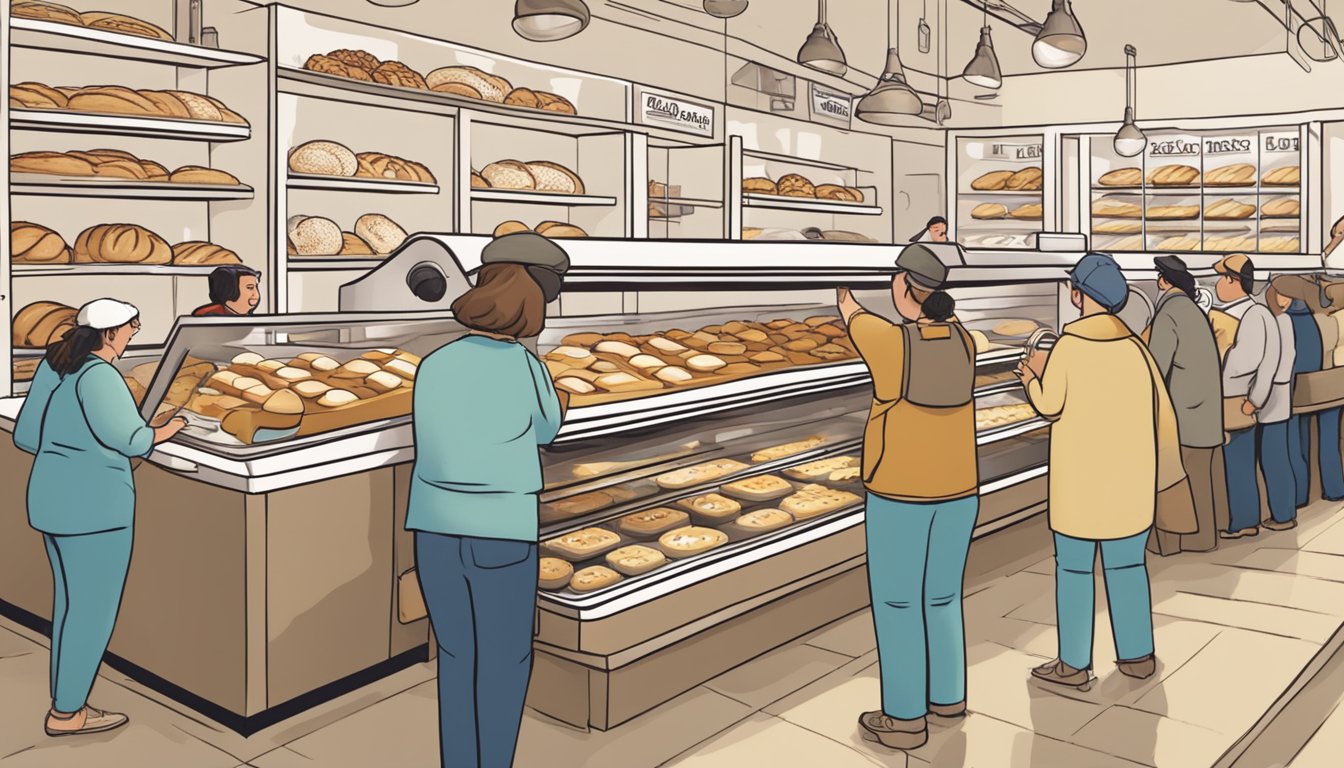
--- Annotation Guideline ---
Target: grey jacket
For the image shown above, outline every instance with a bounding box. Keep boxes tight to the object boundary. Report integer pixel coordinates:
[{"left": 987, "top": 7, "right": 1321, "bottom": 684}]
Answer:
[
  {"left": 1222, "top": 297, "right": 1292, "bottom": 424},
  {"left": 1148, "top": 289, "right": 1224, "bottom": 447}
]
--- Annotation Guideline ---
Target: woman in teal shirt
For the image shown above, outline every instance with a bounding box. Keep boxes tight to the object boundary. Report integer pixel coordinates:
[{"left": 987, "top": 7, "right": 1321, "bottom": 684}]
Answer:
[
  {"left": 14, "top": 299, "right": 185, "bottom": 737},
  {"left": 407, "top": 233, "right": 569, "bottom": 768}
]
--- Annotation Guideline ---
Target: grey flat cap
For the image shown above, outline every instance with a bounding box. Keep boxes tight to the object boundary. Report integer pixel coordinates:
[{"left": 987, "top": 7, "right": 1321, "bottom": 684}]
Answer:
[
  {"left": 896, "top": 243, "right": 948, "bottom": 290},
  {"left": 474, "top": 232, "right": 571, "bottom": 302}
]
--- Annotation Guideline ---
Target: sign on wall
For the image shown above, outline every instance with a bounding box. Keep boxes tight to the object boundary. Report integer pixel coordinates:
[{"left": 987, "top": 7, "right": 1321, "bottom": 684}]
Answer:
[
  {"left": 637, "top": 87, "right": 715, "bottom": 137},
  {"left": 809, "top": 83, "right": 851, "bottom": 127}
]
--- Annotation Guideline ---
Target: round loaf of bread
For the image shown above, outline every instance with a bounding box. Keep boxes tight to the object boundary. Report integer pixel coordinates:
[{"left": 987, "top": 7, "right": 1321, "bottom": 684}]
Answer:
[
  {"left": 536, "top": 91, "right": 576, "bottom": 114},
  {"left": 11, "top": 222, "right": 71, "bottom": 264},
  {"left": 9, "top": 151, "right": 95, "bottom": 176},
  {"left": 355, "top": 152, "right": 420, "bottom": 181},
  {"left": 493, "top": 221, "right": 530, "bottom": 238},
  {"left": 325, "top": 49, "right": 381, "bottom": 74},
  {"left": 504, "top": 88, "right": 541, "bottom": 109},
  {"left": 74, "top": 223, "right": 171, "bottom": 264},
  {"left": 170, "top": 165, "right": 241, "bottom": 185},
  {"left": 340, "top": 232, "right": 374, "bottom": 255},
  {"left": 355, "top": 214, "right": 409, "bottom": 254},
  {"left": 537, "top": 223, "right": 587, "bottom": 239},
  {"left": 401, "top": 160, "right": 436, "bottom": 184},
  {"left": 13, "top": 301, "right": 78, "bottom": 349},
  {"left": 426, "top": 67, "right": 509, "bottom": 102},
  {"left": 9, "top": 82, "right": 69, "bottom": 109},
  {"left": 304, "top": 54, "right": 374, "bottom": 82},
  {"left": 371, "top": 61, "right": 428, "bottom": 90},
  {"left": 67, "top": 86, "right": 158, "bottom": 116},
  {"left": 742, "top": 177, "right": 777, "bottom": 195},
  {"left": 289, "top": 140, "right": 358, "bottom": 177},
  {"left": 430, "top": 81, "right": 482, "bottom": 99},
  {"left": 471, "top": 171, "right": 491, "bottom": 188},
  {"left": 80, "top": 12, "right": 172, "bottom": 40},
  {"left": 12, "top": 1, "right": 84, "bottom": 25},
  {"left": 290, "top": 217, "right": 343, "bottom": 256},
  {"left": 777, "top": 174, "right": 816, "bottom": 198},
  {"left": 526, "top": 161, "right": 584, "bottom": 194},
  {"left": 172, "top": 241, "right": 241, "bottom": 266},
  {"left": 482, "top": 160, "right": 535, "bottom": 190}
]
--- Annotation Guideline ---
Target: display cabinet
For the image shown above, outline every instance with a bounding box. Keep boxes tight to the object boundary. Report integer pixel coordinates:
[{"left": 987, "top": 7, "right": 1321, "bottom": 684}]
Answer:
[{"left": 954, "top": 134, "right": 1045, "bottom": 250}]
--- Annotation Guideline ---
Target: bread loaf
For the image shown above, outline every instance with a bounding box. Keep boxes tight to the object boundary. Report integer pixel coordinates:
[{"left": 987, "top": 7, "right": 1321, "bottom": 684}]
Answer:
[
  {"left": 1006, "top": 166, "right": 1043, "bottom": 190},
  {"left": 355, "top": 214, "right": 409, "bottom": 254},
  {"left": 1091, "top": 200, "right": 1142, "bottom": 218},
  {"left": 471, "top": 171, "right": 490, "bottom": 188},
  {"left": 67, "top": 86, "right": 158, "bottom": 116},
  {"left": 1263, "top": 166, "right": 1300, "bottom": 186},
  {"left": 172, "top": 241, "right": 241, "bottom": 266},
  {"left": 12, "top": 1, "right": 84, "bottom": 25},
  {"left": 1203, "top": 163, "right": 1256, "bottom": 187},
  {"left": 11, "top": 221, "right": 71, "bottom": 264},
  {"left": 289, "top": 216, "right": 343, "bottom": 256},
  {"left": 371, "top": 61, "right": 428, "bottom": 90},
  {"left": 536, "top": 91, "right": 577, "bottom": 114},
  {"left": 80, "top": 12, "right": 172, "bottom": 40},
  {"left": 325, "top": 49, "right": 381, "bottom": 74},
  {"left": 1010, "top": 203, "right": 1043, "bottom": 220},
  {"left": 970, "top": 170, "right": 1013, "bottom": 191},
  {"left": 482, "top": 160, "right": 536, "bottom": 190},
  {"left": 10, "top": 151, "right": 96, "bottom": 176},
  {"left": 91, "top": 158, "right": 149, "bottom": 180},
  {"left": 289, "top": 140, "right": 358, "bottom": 177},
  {"left": 971, "top": 202, "right": 1008, "bottom": 219},
  {"left": 427, "top": 67, "right": 510, "bottom": 102},
  {"left": 526, "top": 161, "right": 584, "bottom": 194},
  {"left": 1147, "top": 164, "right": 1200, "bottom": 186},
  {"left": 74, "top": 224, "right": 171, "bottom": 264},
  {"left": 742, "top": 177, "right": 777, "bottom": 195},
  {"left": 493, "top": 220, "right": 530, "bottom": 238},
  {"left": 13, "top": 301, "right": 78, "bottom": 349},
  {"left": 1203, "top": 199, "right": 1256, "bottom": 220},
  {"left": 1146, "top": 204, "right": 1200, "bottom": 220},
  {"left": 1156, "top": 235, "right": 1201, "bottom": 251},
  {"left": 1093, "top": 219, "right": 1142, "bottom": 235},
  {"left": 139, "top": 90, "right": 193, "bottom": 119},
  {"left": 10, "top": 82, "right": 68, "bottom": 109},
  {"left": 1262, "top": 198, "right": 1300, "bottom": 218},
  {"left": 305, "top": 54, "right": 374, "bottom": 82},
  {"left": 339, "top": 232, "right": 374, "bottom": 256},
  {"left": 720, "top": 474, "right": 794, "bottom": 502},
  {"left": 814, "top": 184, "right": 859, "bottom": 202},
  {"left": 1097, "top": 167, "right": 1142, "bottom": 187},
  {"left": 777, "top": 174, "right": 816, "bottom": 198},
  {"left": 221, "top": 390, "right": 304, "bottom": 444},
  {"left": 170, "top": 166, "right": 240, "bottom": 185},
  {"left": 537, "top": 222, "right": 587, "bottom": 239}
]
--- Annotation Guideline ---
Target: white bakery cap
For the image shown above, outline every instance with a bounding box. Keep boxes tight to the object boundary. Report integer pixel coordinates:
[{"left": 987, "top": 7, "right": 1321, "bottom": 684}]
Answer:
[{"left": 76, "top": 299, "right": 139, "bottom": 330}]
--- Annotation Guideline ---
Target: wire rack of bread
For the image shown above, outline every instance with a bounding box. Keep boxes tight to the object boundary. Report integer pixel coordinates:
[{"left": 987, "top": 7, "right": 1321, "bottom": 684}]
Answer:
[
  {"left": 301, "top": 49, "right": 577, "bottom": 115},
  {"left": 9, "top": 82, "right": 247, "bottom": 124},
  {"left": 11, "top": 2, "right": 173, "bottom": 40},
  {"left": 287, "top": 214, "right": 409, "bottom": 256},
  {"left": 11, "top": 222, "right": 240, "bottom": 266},
  {"left": 287, "top": 140, "right": 436, "bottom": 184},
  {"left": 741, "top": 173, "right": 865, "bottom": 203},
  {"left": 10, "top": 149, "right": 241, "bottom": 185}
]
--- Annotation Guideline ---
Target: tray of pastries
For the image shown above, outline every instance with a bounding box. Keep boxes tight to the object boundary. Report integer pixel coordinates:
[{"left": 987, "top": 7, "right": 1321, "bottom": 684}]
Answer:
[{"left": 9, "top": 81, "right": 247, "bottom": 125}]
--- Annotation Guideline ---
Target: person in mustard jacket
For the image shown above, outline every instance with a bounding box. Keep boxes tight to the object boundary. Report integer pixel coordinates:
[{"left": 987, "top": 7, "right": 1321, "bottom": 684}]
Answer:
[
  {"left": 1019, "top": 254, "right": 1183, "bottom": 689},
  {"left": 13, "top": 299, "right": 186, "bottom": 737},
  {"left": 838, "top": 243, "right": 978, "bottom": 751}
]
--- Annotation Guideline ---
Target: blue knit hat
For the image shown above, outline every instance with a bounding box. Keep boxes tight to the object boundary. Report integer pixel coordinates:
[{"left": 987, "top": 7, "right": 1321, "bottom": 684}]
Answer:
[{"left": 1069, "top": 252, "right": 1128, "bottom": 312}]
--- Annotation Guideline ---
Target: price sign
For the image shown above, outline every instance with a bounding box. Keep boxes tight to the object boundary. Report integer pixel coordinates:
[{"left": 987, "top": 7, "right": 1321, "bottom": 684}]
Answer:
[
  {"left": 809, "top": 83, "right": 851, "bottom": 127},
  {"left": 637, "top": 88, "right": 714, "bottom": 137}
]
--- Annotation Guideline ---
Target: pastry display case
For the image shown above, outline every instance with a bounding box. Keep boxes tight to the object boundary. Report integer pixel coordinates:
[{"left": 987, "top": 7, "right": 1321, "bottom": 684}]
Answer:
[
  {"left": 647, "top": 143, "right": 726, "bottom": 240},
  {"left": 955, "top": 134, "right": 1045, "bottom": 250}
]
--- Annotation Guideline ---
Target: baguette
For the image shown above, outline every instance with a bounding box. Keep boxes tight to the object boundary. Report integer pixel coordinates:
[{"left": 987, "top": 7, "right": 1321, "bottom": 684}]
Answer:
[
  {"left": 970, "top": 170, "right": 1012, "bottom": 191},
  {"left": 1263, "top": 166, "right": 1300, "bottom": 186},
  {"left": 1203, "top": 163, "right": 1256, "bottom": 187},
  {"left": 1147, "top": 164, "right": 1201, "bottom": 186},
  {"left": 971, "top": 202, "right": 1008, "bottom": 219},
  {"left": 1097, "top": 167, "right": 1142, "bottom": 187}
]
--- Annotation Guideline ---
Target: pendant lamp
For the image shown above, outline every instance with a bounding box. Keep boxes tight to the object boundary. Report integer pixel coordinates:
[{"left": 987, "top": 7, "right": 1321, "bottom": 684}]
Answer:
[
  {"left": 857, "top": 2, "right": 923, "bottom": 125},
  {"left": 797, "top": 0, "right": 847, "bottom": 75},
  {"left": 513, "top": 0, "right": 590, "bottom": 42},
  {"left": 1113, "top": 45, "right": 1147, "bottom": 157},
  {"left": 367, "top": 1, "right": 419, "bottom": 6},
  {"left": 1033, "top": 0, "right": 1086, "bottom": 69},
  {"left": 962, "top": 2, "right": 1001, "bottom": 89},
  {"left": 704, "top": 0, "right": 748, "bottom": 18}
]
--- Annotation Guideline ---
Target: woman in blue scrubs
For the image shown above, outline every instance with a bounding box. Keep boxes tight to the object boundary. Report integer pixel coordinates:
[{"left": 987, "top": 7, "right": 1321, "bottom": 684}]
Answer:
[{"left": 14, "top": 299, "right": 186, "bottom": 737}]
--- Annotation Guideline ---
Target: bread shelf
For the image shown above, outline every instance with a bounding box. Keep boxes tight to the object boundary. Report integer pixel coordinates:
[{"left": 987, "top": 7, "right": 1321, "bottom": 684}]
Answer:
[
  {"left": 471, "top": 189, "right": 618, "bottom": 207},
  {"left": 11, "top": 264, "right": 219, "bottom": 277},
  {"left": 960, "top": 190, "right": 1044, "bottom": 196},
  {"left": 285, "top": 258, "right": 389, "bottom": 271},
  {"left": 286, "top": 174, "right": 440, "bottom": 195},
  {"left": 10, "top": 18, "right": 266, "bottom": 69},
  {"left": 651, "top": 197, "right": 723, "bottom": 209},
  {"left": 742, "top": 194, "right": 883, "bottom": 216},
  {"left": 10, "top": 109, "right": 252, "bottom": 142},
  {"left": 10, "top": 175, "right": 255, "bottom": 201}
]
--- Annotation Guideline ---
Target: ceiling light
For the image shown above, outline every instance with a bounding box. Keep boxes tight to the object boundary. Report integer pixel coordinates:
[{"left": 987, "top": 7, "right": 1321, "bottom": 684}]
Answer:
[
  {"left": 963, "top": 26, "right": 1001, "bottom": 89},
  {"left": 366, "top": 1, "right": 419, "bottom": 6},
  {"left": 797, "top": 0, "right": 847, "bottom": 75},
  {"left": 704, "top": 0, "right": 748, "bottom": 18},
  {"left": 1033, "top": 0, "right": 1086, "bottom": 69},
  {"left": 857, "top": 48, "right": 924, "bottom": 124},
  {"left": 1114, "top": 45, "right": 1147, "bottom": 157},
  {"left": 512, "top": 0, "right": 590, "bottom": 42}
]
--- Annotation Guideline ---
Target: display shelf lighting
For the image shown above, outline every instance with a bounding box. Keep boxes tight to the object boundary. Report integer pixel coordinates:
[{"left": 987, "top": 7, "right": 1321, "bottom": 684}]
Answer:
[
  {"left": 797, "top": 0, "right": 847, "bottom": 75},
  {"left": 1033, "top": 0, "right": 1086, "bottom": 69},
  {"left": 704, "top": 0, "right": 748, "bottom": 18},
  {"left": 1113, "top": 45, "right": 1147, "bottom": 157},
  {"left": 513, "top": 0, "right": 591, "bottom": 42},
  {"left": 962, "top": 2, "right": 1001, "bottom": 90},
  {"left": 857, "top": 1, "right": 924, "bottom": 124}
]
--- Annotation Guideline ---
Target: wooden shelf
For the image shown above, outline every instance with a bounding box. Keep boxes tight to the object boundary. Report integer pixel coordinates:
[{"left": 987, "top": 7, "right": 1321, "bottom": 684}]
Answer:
[
  {"left": 10, "top": 109, "right": 252, "bottom": 142},
  {"left": 10, "top": 18, "right": 265, "bottom": 69},
  {"left": 287, "top": 174, "right": 440, "bottom": 194},
  {"left": 11, "top": 174, "right": 254, "bottom": 200},
  {"left": 12, "top": 264, "right": 220, "bottom": 277},
  {"left": 742, "top": 194, "right": 883, "bottom": 216},
  {"left": 471, "top": 188, "right": 617, "bottom": 206}
]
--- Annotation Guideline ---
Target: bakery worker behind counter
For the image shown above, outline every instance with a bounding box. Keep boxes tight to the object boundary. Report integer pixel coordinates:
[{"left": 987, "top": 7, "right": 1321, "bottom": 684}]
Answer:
[
  {"left": 191, "top": 265, "right": 261, "bottom": 317},
  {"left": 406, "top": 232, "right": 570, "bottom": 768},
  {"left": 13, "top": 299, "right": 186, "bottom": 738},
  {"left": 909, "top": 216, "right": 949, "bottom": 243}
]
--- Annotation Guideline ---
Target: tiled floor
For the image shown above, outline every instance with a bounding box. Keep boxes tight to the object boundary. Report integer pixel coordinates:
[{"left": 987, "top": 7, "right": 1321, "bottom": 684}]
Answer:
[{"left": 5, "top": 502, "right": 1344, "bottom": 767}]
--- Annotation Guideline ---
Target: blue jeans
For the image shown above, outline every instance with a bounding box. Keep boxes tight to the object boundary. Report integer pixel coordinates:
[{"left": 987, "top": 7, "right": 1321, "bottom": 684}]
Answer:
[
  {"left": 1226, "top": 422, "right": 1296, "bottom": 531},
  {"left": 1289, "top": 409, "right": 1344, "bottom": 505},
  {"left": 865, "top": 493, "right": 978, "bottom": 720},
  {"left": 416, "top": 533, "right": 538, "bottom": 768},
  {"left": 43, "top": 528, "right": 133, "bottom": 713},
  {"left": 1054, "top": 530, "right": 1153, "bottom": 670}
]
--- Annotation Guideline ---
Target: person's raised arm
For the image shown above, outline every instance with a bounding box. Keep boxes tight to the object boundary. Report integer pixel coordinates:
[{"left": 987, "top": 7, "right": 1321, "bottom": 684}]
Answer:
[
  {"left": 526, "top": 350, "right": 564, "bottom": 446},
  {"left": 76, "top": 363, "right": 160, "bottom": 458}
]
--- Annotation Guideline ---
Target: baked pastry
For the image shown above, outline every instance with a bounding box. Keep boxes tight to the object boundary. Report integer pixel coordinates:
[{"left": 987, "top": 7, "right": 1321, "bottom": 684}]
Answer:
[
  {"left": 1261, "top": 237, "right": 1302, "bottom": 253},
  {"left": 1203, "top": 199, "right": 1256, "bottom": 220},
  {"left": 734, "top": 508, "right": 794, "bottom": 533},
  {"left": 658, "top": 526, "right": 729, "bottom": 559},
  {"left": 1010, "top": 203, "right": 1043, "bottom": 220},
  {"left": 172, "top": 241, "right": 241, "bottom": 266},
  {"left": 971, "top": 203, "right": 1008, "bottom": 219},
  {"left": 10, "top": 151, "right": 96, "bottom": 176},
  {"left": 482, "top": 160, "right": 535, "bottom": 190},
  {"left": 372, "top": 61, "right": 428, "bottom": 90},
  {"left": 592, "top": 372, "right": 662, "bottom": 392},
  {"left": 11, "top": 221, "right": 71, "bottom": 264},
  {"left": 1155, "top": 235, "right": 1201, "bottom": 251},
  {"left": 1097, "top": 167, "right": 1143, "bottom": 187},
  {"left": 324, "top": 49, "right": 381, "bottom": 75},
  {"left": 12, "top": 301, "right": 77, "bottom": 349},
  {"left": 535, "top": 91, "right": 577, "bottom": 114},
  {"left": 1147, "top": 164, "right": 1200, "bottom": 186},
  {"left": 170, "top": 166, "right": 240, "bottom": 185},
  {"left": 503, "top": 87, "right": 541, "bottom": 109},
  {"left": 526, "top": 161, "right": 585, "bottom": 194},
  {"left": 355, "top": 214, "right": 409, "bottom": 254},
  {"left": 80, "top": 12, "right": 172, "bottom": 40},
  {"left": 1092, "top": 219, "right": 1143, "bottom": 235},
  {"left": 1203, "top": 163, "right": 1256, "bottom": 187},
  {"left": 777, "top": 174, "right": 816, "bottom": 198},
  {"left": 1092, "top": 200, "right": 1143, "bottom": 218},
  {"left": 676, "top": 493, "right": 742, "bottom": 524},
  {"left": 1203, "top": 235, "right": 1256, "bottom": 252},
  {"left": 427, "top": 67, "right": 511, "bottom": 102},
  {"left": 721, "top": 474, "right": 794, "bottom": 502},
  {"left": 993, "top": 319, "right": 1038, "bottom": 337},
  {"left": 1262, "top": 198, "right": 1300, "bottom": 218},
  {"left": 537, "top": 222, "right": 587, "bottom": 239},
  {"left": 67, "top": 85, "right": 158, "bottom": 116},
  {"left": 1263, "top": 166, "right": 1300, "bottom": 186},
  {"left": 540, "top": 490, "right": 617, "bottom": 522},
  {"left": 1006, "top": 167, "right": 1043, "bottom": 191},
  {"left": 570, "top": 566, "right": 622, "bottom": 592},
  {"left": 493, "top": 220, "right": 530, "bottom": 238},
  {"left": 539, "top": 558, "right": 573, "bottom": 590},
  {"left": 289, "top": 216, "right": 343, "bottom": 256},
  {"left": 604, "top": 545, "right": 666, "bottom": 577},
  {"left": 289, "top": 140, "right": 358, "bottom": 177},
  {"left": 12, "top": 2, "right": 84, "bottom": 25},
  {"left": 975, "top": 403, "right": 1037, "bottom": 430},
  {"left": 617, "top": 507, "right": 690, "bottom": 537},
  {"left": 471, "top": 171, "right": 490, "bottom": 188},
  {"left": 73, "top": 223, "right": 171, "bottom": 264},
  {"left": 742, "top": 177, "right": 778, "bottom": 195},
  {"left": 304, "top": 54, "right": 374, "bottom": 82},
  {"left": 656, "top": 459, "right": 750, "bottom": 490},
  {"left": 545, "top": 527, "right": 621, "bottom": 559},
  {"left": 220, "top": 389, "right": 304, "bottom": 443},
  {"left": 780, "top": 484, "right": 862, "bottom": 520},
  {"left": 339, "top": 232, "right": 374, "bottom": 256},
  {"left": 9, "top": 82, "right": 68, "bottom": 109},
  {"left": 751, "top": 436, "right": 825, "bottom": 463},
  {"left": 783, "top": 456, "right": 858, "bottom": 481},
  {"left": 970, "top": 170, "right": 1013, "bottom": 191},
  {"left": 815, "top": 184, "right": 859, "bottom": 202},
  {"left": 1146, "top": 204, "right": 1200, "bottom": 220}
]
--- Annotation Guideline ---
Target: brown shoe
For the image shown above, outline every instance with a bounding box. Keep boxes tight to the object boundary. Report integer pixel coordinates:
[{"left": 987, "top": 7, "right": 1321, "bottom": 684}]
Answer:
[
  {"left": 1117, "top": 654, "right": 1157, "bottom": 680},
  {"left": 1263, "top": 519, "right": 1298, "bottom": 531},
  {"left": 1031, "top": 659, "right": 1091, "bottom": 689},
  {"left": 45, "top": 706, "right": 129, "bottom": 737},
  {"left": 929, "top": 701, "right": 967, "bottom": 720},
  {"left": 858, "top": 710, "right": 927, "bottom": 750},
  {"left": 1220, "top": 526, "right": 1260, "bottom": 539}
]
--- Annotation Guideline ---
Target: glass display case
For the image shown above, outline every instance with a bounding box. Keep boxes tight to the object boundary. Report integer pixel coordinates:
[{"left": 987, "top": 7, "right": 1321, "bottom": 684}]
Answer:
[{"left": 955, "top": 135, "right": 1045, "bottom": 250}]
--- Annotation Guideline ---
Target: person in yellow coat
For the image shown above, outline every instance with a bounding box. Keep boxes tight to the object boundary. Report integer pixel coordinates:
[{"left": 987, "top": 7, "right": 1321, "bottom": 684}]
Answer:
[{"left": 1018, "top": 253, "right": 1185, "bottom": 689}]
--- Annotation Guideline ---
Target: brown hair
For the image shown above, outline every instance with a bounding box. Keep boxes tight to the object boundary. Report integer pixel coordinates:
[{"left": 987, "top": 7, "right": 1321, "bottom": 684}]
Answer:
[
  {"left": 451, "top": 263, "right": 546, "bottom": 338},
  {"left": 1265, "top": 284, "right": 1289, "bottom": 316}
]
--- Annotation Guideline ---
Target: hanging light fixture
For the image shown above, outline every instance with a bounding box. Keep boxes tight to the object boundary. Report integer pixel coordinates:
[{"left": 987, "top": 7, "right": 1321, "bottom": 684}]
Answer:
[
  {"left": 366, "top": 0, "right": 419, "bottom": 6},
  {"left": 962, "top": 3, "right": 1001, "bottom": 89},
  {"left": 797, "top": 0, "right": 847, "bottom": 75},
  {"left": 857, "top": 0, "right": 924, "bottom": 124},
  {"left": 1114, "top": 45, "right": 1147, "bottom": 157},
  {"left": 703, "top": 0, "right": 748, "bottom": 18},
  {"left": 1033, "top": 0, "right": 1086, "bottom": 69},
  {"left": 512, "top": 0, "right": 590, "bottom": 42}
]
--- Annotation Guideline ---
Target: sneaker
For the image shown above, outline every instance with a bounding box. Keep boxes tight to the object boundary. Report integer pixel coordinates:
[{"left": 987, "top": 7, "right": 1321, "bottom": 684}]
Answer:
[
  {"left": 1220, "top": 526, "right": 1260, "bottom": 539},
  {"left": 858, "top": 710, "right": 927, "bottom": 750},
  {"left": 1116, "top": 654, "right": 1157, "bottom": 680},
  {"left": 1263, "top": 519, "right": 1298, "bottom": 531},
  {"left": 928, "top": 701, "right": 967, "bottom": 720},
  {"left": 1030, "top": 659, "right": 1091, "bottom": 689},
  {"left": 45, "top": 706, "right": 129, "bottom": 737}
]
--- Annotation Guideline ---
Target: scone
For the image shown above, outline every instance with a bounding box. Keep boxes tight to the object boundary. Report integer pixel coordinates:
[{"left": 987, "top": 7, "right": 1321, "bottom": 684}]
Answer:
[
  {"left": 605, "top": 545, "right": 667, "bottom": 576},
  {"left": 676, "top": 493, "right": 743, "bottom": 524},
  {"left": 783, "top": 456, "right": 858, "bottom": 481},
  {"left": 656, "top": 459, "right": 750, "bottom": 490},
  {"left": 544, "top": 528, "right": 621, "bottom": 559},
  {"left": 570, "top": 566, "right": 622, "bottom": 593},
  {"left": 539, "top": 558, "right": 574, "bottom": 590},
  {"left": 617, "top": 507, "right": 690, "bottom": 537},
  {"left": 751, "top": 436, "right": 825, "bottom": 463},
  {"left": 734, "top": 508, "right": 794, "bottom": 533},
  {"left": 779, "top": 484, "right": 862, "bottom": 520},
  {"left": 720, "top": 474, "right": 794, "bottom": 502},
  {"left": 658, "top": 526, "right": 730, "bottom": 559}
]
